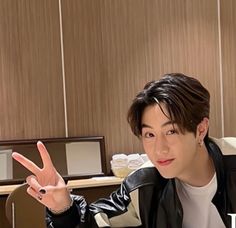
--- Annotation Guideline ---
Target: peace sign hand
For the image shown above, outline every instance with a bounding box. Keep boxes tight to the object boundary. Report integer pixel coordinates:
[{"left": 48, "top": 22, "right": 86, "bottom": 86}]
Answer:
[{"left": 12, "top": 141, "right": 72, "bottom": 212}]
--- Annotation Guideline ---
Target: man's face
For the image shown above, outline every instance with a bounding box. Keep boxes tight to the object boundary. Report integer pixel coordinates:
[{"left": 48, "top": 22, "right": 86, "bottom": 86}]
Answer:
[{"left": 141, "top": 104, "right": 199, "bottom": 180}]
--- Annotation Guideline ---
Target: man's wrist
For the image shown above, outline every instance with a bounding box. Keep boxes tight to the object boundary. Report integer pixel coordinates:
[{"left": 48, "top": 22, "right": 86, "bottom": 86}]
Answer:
[{"left": 48, "top": 197, "right": 73, "bottom": 215}]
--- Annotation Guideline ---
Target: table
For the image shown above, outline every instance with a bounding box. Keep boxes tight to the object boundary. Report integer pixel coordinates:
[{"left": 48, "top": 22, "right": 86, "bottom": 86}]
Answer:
[{"left": 0, "top": 176, "right": 123, "bottom": 228}]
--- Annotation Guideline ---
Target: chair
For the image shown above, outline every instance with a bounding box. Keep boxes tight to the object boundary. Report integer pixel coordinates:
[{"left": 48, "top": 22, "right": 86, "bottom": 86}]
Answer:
[{"left": 5, "top": 183, "right": 46, "bottom": 228}]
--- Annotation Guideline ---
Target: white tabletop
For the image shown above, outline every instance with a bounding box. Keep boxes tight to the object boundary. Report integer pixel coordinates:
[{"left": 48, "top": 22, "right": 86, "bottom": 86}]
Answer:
[{"left": 0, "top": 176, "right": 123, "bottom": 195}]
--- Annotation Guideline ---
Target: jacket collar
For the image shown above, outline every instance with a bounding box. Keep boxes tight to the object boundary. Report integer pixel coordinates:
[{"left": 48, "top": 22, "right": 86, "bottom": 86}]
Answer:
[
  {"left": 204, "top": 138, "right": 229, "bottom": 226},
  {"left": 207, "top": 138, "right": 225, "bottom": 201}
]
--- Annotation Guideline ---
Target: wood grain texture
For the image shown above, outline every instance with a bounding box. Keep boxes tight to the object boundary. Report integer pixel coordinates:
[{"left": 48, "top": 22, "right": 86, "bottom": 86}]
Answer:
[
  {"left": 61, "top": 0, "right": 104, "bottom": 139},
  {"left": 141, "top": 0, "right": 222, "bottom": 137},
  {"left": 61, "top": 0, "right": 113, "bottom": 158},
  {"left": 220, "top": 0, "right": 236, "bottom": 136},
  {"left": 63, "top": 0, "right": 222, "bottom": 171},
  {"left": 0, "top": 0, "right": 65, "bottom": 140}
]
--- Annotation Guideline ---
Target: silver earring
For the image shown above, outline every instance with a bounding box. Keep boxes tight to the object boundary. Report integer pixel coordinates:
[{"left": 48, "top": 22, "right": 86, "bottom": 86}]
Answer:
[{"left": 198, "top": 140, "right": 203, "bottom": 147}]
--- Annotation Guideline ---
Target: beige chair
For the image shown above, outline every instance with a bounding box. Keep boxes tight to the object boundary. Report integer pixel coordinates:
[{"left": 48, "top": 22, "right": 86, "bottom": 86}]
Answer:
[{"left": 5, "top": 183, "right": 46, "bottom": 228}]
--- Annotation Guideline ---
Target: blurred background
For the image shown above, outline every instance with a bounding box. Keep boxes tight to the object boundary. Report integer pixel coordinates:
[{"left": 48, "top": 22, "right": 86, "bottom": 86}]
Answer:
[{"left": 0, "top": 0, "right": 236, "bottom": 173}]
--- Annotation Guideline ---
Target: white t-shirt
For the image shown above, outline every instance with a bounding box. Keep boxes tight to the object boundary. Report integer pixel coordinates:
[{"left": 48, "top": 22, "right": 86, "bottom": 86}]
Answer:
[{"left": 175, "top": 173, "right": 226, "bottom": 228}]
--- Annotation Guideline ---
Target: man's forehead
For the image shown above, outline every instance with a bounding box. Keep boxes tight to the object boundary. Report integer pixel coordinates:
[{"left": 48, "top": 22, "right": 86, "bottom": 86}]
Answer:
[{"left": 141, "top": 120, "right": 176, "bottom": 129}]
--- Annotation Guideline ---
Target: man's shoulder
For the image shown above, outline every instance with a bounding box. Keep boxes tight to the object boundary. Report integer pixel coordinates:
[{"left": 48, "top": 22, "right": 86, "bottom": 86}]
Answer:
[
  {"left": 123, "top": 163, "right": 168, "bottom": 192},
  {"left": 210, "top": 137, "right": 236, "bottom": 155}
]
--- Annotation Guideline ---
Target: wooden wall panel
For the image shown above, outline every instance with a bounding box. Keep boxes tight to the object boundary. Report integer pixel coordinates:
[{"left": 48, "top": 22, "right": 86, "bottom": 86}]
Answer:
[
  {"left": 141, "top": 0, "right": 221, "bottom": 137},
  {"left": 220, "top": 0, "right": 236, "bottom": 136},
  {"left": 61, "top": 1, "right": 106, "bottom": 140},
  {"left": 0, "top": 0, "right": 65, "bottom": 140},
  {"left": 63, "top": 0, "right": 222, "bottom": 170}
]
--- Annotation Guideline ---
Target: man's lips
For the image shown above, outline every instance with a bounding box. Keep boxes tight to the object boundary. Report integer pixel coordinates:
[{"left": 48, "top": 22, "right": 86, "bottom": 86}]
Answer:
[{"left": 157, "top": 158, "right": 175, "bottom": 166}]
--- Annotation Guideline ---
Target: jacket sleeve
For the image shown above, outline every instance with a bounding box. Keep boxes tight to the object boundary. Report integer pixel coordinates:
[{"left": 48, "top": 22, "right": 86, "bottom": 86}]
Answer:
[{"left": 46, "top": 180, "right": 142, "bottom": 228}]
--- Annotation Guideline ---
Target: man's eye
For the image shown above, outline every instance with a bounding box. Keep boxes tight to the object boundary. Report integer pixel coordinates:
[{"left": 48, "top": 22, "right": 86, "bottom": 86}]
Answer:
[
  {"left": 166, "top": 129, "right": 177, "bottom": 135},
  {"left": 144, "top": 132, "right": 155, "bottom": 138}
]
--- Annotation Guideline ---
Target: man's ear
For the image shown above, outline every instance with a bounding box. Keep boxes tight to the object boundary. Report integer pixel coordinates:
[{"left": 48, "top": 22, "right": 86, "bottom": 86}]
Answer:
[{"left": 196, "top": 117, "right": 209, "bottom": 144}]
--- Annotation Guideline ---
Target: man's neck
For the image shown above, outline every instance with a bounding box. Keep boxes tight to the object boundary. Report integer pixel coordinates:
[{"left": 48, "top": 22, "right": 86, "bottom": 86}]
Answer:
[{"left": 178, "top": 145, "right": 215, "bottom": 187}]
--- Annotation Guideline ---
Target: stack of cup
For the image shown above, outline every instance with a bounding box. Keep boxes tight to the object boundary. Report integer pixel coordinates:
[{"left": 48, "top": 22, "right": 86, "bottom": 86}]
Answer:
[
  {"left": 127, "top": 154, "right": 145, "bottom": 171},
  {"left": 110, "top": 154, "right": 129, "bottom": 178},
  {"left": 111, "top": 153, "right": 149, "bottom": 178}
]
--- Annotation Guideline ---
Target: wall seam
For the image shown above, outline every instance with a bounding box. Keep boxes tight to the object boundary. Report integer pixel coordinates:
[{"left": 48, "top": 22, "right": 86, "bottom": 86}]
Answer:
[
  {"left": 217, "top": 0, "right": 224, "bottom": 137},
  {"left": 58, "top": 0, "right": 68, "bottom": 137}
]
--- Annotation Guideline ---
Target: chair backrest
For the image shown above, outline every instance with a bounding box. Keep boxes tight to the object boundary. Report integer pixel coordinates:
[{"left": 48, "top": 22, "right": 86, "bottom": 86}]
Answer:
[{"left": 5, "top": 183, "right": 46, "bottom": 228}]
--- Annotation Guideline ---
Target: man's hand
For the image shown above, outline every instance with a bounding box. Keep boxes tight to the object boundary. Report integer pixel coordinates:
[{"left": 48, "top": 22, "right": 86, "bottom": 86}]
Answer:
[{"left": 12, "top": 141, "right": 71, "bottom": 211}]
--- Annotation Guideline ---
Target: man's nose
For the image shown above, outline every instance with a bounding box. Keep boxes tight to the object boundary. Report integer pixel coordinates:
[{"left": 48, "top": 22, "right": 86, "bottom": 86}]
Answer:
[{"left": 154, "top": 139, "right": 168, "bottom": 155}]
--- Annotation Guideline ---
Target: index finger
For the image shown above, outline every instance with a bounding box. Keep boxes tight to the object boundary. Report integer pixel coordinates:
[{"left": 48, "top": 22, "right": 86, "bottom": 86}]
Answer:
[
  {"left": 37, "top": 141, "right": 54, "bottom": 169},
  {"left": 12, "top": 152, "right": 40, "bottom": 175}
]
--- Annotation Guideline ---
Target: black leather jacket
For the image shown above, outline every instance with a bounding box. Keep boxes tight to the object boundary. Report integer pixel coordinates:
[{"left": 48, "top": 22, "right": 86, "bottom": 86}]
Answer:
[{"left": 46, "top": 138, "right": 236, "bottom": 228}]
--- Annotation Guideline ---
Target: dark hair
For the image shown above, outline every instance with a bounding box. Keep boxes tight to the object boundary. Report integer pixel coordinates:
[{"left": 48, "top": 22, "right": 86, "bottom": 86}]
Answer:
[{"left": 127, "top": 73, "right": 210, "bottom": 137}]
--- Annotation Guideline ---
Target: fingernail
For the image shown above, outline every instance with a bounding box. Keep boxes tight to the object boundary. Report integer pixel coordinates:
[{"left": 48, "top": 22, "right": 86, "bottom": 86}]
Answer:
[
  {"left": 37, "top": 195, "right": 43, "bottom": 200},
  {"left": 39, "top": 188, "right": 46, "bottom": 194}
]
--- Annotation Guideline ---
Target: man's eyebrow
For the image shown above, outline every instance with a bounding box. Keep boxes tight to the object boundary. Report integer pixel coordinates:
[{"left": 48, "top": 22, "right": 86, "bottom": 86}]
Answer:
[
  {"left": 161, "top": 120, "right": 176, "bottom": 127},
  {"left": 141, "top": 120, "right": 176, "bottom": 129},
  {"left": 141, "top": 123, "right": 152, "bottom": 129}
]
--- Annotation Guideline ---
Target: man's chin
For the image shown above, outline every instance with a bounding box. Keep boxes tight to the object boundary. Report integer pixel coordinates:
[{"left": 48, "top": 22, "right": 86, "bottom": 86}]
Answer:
[{"left": 156, "top": 169, "right": 176, "bottom": 179}]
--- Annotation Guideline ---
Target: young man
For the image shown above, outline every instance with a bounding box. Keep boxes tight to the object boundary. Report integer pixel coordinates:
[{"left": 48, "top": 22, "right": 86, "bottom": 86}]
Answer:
[{"left": 13, "top": 73, "right": 236, "bottom": 228}]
